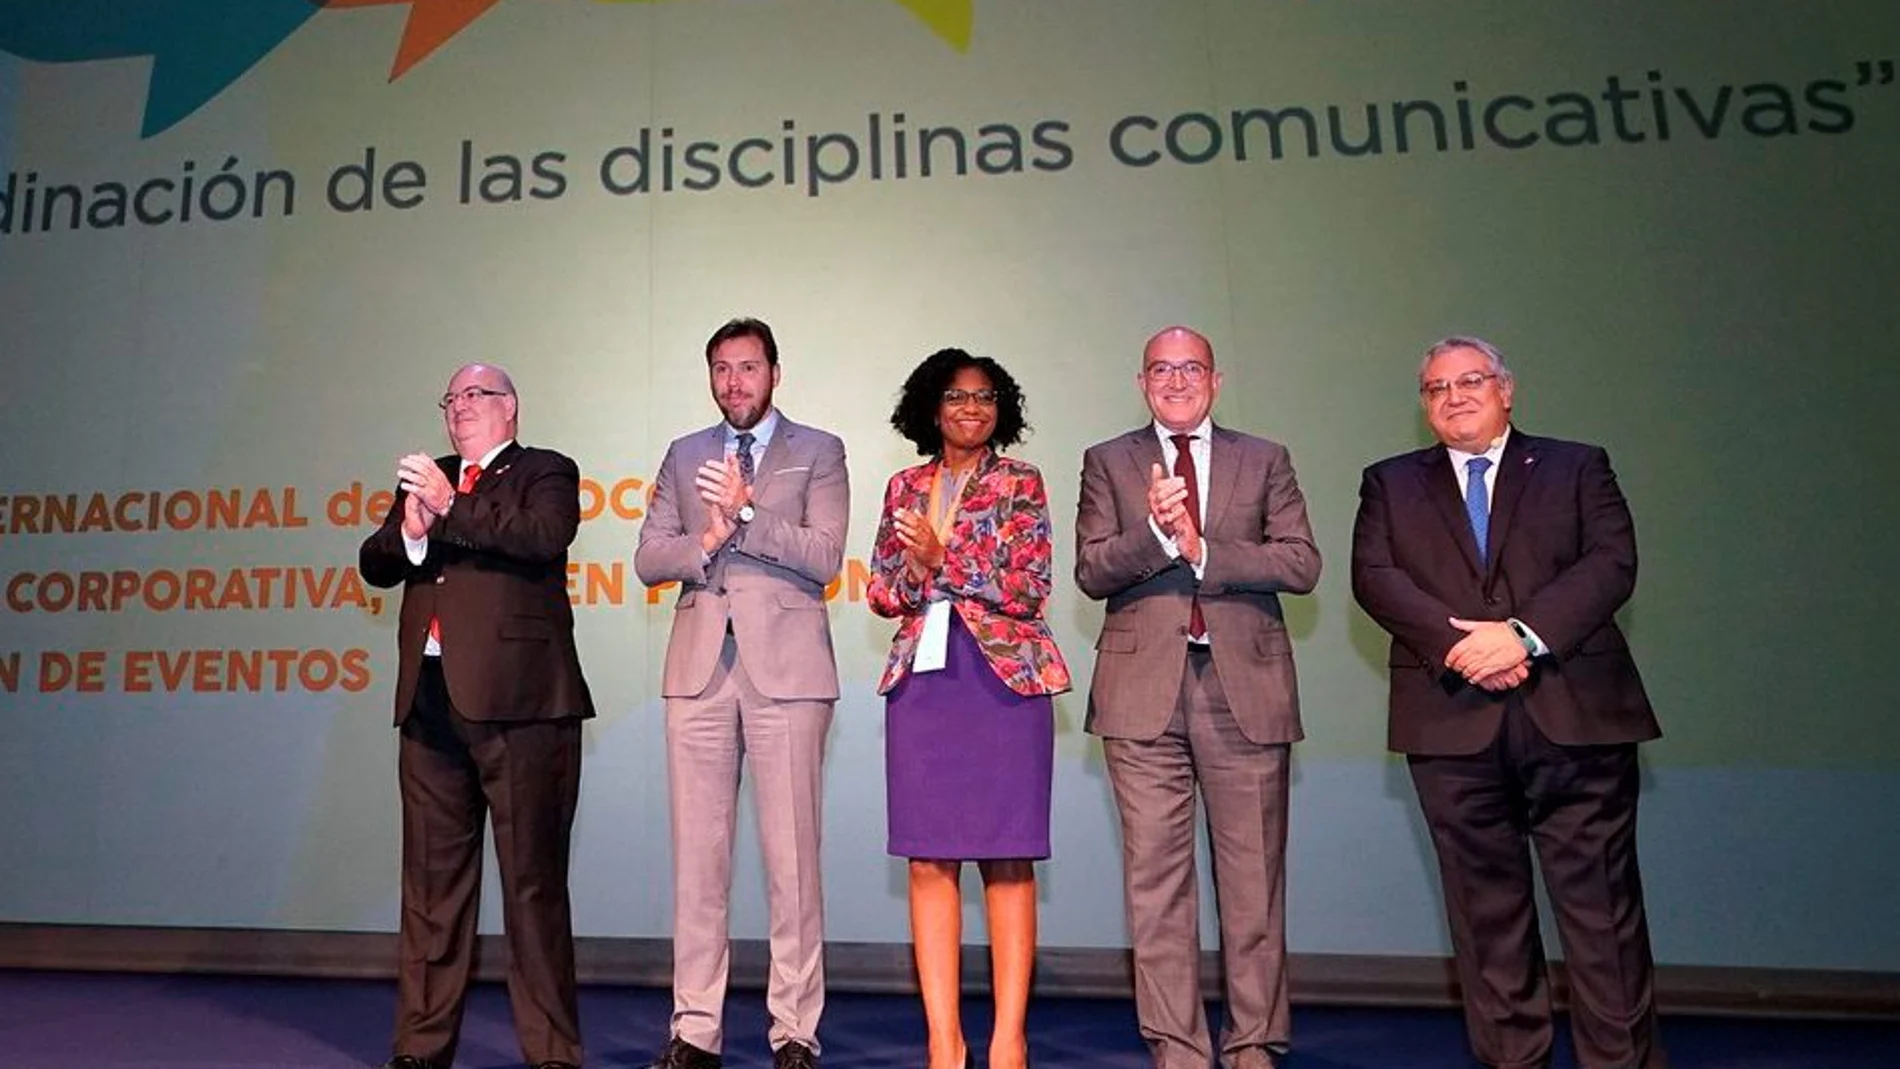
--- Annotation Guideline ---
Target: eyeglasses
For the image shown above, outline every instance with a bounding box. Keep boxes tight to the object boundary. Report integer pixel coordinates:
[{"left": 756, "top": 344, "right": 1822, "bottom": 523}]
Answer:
[
  {"left": 1420, "top": 372, "right": 1498, "bottom": 403},
  {"left": 1144, "top": 361, "right": 1211, "bottom": 385},
  {"left": 439, "top": 386, "right": 510, "bottom": 410},
  {"left": 942, "top": 388, "right": 998, "bottom": 406}
]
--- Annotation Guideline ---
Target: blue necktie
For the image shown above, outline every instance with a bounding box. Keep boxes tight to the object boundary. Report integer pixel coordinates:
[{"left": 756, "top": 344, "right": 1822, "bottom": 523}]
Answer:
[
  {"left": 1465, "top": 456, "right": 1493, "bottom": 563},
  {"left": 735, "top": 432, "right": 756, "bottom": 485}
]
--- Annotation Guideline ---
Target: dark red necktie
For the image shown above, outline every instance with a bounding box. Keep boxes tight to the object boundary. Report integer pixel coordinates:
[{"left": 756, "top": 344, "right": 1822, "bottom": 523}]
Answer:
[
  {"left": 428, "top": 463, "right": 483, "bottom": 646},
  {"left": 1170, "top": 434, "right": 1205, "bottom": 639}
]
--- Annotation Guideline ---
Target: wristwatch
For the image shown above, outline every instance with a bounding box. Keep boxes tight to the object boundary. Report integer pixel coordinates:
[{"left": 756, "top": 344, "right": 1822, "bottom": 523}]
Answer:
[
  {"left": 735, "top": 504, "right": 756, "bottom": 524},
  {"left": 1507, "top": 617, "right": 1538, "bottom": 655}
]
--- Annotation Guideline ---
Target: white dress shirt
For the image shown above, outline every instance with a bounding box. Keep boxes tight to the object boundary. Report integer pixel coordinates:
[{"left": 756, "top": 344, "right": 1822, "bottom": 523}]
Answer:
[
  {"left": 1445, "top": 427, "right": 1547, "bottom": 656},
  {"left": 405, "top": 439, "right": 513, "bottom": 656}
]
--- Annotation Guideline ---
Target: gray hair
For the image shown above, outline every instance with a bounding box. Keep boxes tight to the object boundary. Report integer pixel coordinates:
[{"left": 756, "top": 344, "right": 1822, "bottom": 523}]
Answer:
[{"left": 1419, "top": 335, "right": 1513, "bottom": 388}]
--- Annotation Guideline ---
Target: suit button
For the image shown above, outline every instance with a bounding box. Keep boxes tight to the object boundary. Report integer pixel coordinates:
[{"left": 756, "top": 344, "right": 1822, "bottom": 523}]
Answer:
[
  {"left": 434, "top": 576, "right": 445, "bottom": 584},
  {"left": 1484, "top": 595, "right": 1499, "bottom": 606}
]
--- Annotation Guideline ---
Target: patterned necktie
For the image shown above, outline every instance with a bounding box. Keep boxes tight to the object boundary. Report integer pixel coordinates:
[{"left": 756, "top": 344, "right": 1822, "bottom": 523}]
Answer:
[
  {"left": 428, "top": 463, "right": 484, "bottom": 646},
  {"left": 1170, "top": 433, "right": 1205, "bottom": 639},
  {"left": 1465, "top": 456, "right": 1493, "bottom": 564},
  {"left": 734, "top": 432, "right": 756, "bottom": 486}
]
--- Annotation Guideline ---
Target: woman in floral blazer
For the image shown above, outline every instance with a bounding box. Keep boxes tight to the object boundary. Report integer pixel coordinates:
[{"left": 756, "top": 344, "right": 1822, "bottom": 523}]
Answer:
[{"left": 867, "top": 348, "right": 1068, "bottom": 1069}]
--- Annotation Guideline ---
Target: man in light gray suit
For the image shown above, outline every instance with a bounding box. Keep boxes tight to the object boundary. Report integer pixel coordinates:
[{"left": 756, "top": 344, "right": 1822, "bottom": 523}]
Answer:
[
  {"left": 635, "top": 317, "right": 849, "bottom": 1069},
  {"left": 1075, "top": 326, "right": 1320, "bottom": 1069}
]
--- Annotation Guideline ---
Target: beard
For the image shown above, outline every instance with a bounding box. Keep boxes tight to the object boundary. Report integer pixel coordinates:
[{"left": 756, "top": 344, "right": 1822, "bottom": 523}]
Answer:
[{"left": 719, "top": 392, "right": 768, "bottom": 430}]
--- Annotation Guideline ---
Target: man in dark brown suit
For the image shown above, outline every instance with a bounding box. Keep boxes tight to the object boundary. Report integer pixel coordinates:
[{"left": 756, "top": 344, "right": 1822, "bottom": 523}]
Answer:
[
  {"left": 359, "top": 362, "right": 594, "bottom": 1069},
  {"left": 1351, "top": 336, "right": 1666, "bottom": 1069}
]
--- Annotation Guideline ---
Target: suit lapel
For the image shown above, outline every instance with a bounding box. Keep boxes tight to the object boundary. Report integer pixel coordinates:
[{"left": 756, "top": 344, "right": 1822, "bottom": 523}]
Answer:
[
  {"left": 948, "top": 447, "right": 1002, "bottom": 538},
  {"left": 1202, "top": 425, "right": 1241, "bottom": 531},
  {"left": 1124, "top": 427, "right": 1164, "bottom": 498},
  {"left": 440, "top": 441, "right": 521, "bottom": 493},
  {"left": 694, "top": 423, "right": 726, "bottom": 473},
  {"left": 478, "top": 442, "right": 523, "bottom": 489},
  {"left": 1483, "top": 430, "right": 1537, "bottom": 581},
  {"left": 906, "top": 460, "right": 936, "bottom": 515},
  {"left": 1418, "top": 446, "right": 1485, "bottom": 579},
  {"left": 749, "top": 413, "right": 796, "bottom": 500},
  {"left": 681, "top": 425, "right": 724, "bottom": 530}
]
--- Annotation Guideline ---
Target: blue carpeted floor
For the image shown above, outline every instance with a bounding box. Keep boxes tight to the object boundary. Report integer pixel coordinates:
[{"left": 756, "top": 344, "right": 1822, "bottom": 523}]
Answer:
[{"left": 0, "top": 970, "right": 1893, "bottom": 1068}]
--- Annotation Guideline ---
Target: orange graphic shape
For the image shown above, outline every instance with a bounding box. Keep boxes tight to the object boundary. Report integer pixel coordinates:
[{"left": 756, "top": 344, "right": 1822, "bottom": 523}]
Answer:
[{"left": 324, "top": 0, "right": 505, "bottom": 79}]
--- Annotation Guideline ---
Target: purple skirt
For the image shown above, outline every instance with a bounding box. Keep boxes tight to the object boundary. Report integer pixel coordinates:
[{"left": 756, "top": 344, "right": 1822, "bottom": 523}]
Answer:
[{"left": 885, "top": 612, "right": 1054, "bottom": 860}]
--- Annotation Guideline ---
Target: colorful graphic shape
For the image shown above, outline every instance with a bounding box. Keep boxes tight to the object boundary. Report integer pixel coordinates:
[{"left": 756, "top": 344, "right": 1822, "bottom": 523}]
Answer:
[
  {"left": 321, "top": 0, "right": 505, "bottom": 80},
  {"left": 597, "top": 0, "right": 974, "bottom": 51},
  {"left": 0, "top": 0, "right": 325, "bottom": 137},
  {"left": 0, "top": 0, "right": 975, "bottom": 139}
]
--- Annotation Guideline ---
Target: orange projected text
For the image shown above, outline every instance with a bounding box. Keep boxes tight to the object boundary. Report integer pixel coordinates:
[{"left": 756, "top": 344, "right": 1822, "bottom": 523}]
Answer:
[
  {"left": 565, "top": 556, "right": 875, "bottom": 607},
  {"left": 0, "top": 487, "right": 310, "bottom": 536},
  {"left": 577, "top": 476, "right": 648, "bottom": 522},
  {"left": 122, "top": 648, "right": 373, "bottom": 694},
  {"left": 22, "top": 648, "right": 373, "bottom": 694},
  {"left": 5, "top": 567, "right": 380, "bottom": 615}
]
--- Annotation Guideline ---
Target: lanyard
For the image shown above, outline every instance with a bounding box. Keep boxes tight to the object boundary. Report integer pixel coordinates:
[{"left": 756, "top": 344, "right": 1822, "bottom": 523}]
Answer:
[{"left": 927, "top": 460, "right": 975, "bottom": 545}]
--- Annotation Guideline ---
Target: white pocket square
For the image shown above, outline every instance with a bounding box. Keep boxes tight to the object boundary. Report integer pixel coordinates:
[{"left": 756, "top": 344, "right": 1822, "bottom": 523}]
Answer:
[{"left": 773, "top": 466, "right": 811, "bottom": 474}]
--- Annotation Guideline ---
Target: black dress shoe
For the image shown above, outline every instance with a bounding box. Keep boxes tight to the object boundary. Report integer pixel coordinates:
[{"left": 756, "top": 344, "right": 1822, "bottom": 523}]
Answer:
[
  {"left": 379, "top": 1058, "right": 439, "bottom": 1069},
  {"left": 651, "top": 1037, "right": 723, "bottom": 1069},
  {"left": 530, "top": 1063, "right": 581, "bottom": 1069},
  {"left": 772, "top": 1040, "right": 819, "bottom": 1069}
]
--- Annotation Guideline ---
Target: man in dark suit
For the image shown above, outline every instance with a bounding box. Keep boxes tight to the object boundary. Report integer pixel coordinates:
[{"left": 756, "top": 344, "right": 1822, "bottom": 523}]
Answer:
[
  {"left": 1350, "top": 336, "right": 1666, "bottom": 1069},
  {"left": 1076, "top": 326, "right": 1320, "bottom": 1069},
  {"left": 359, "top": 362, "right": 594, "bottom": 1069}
]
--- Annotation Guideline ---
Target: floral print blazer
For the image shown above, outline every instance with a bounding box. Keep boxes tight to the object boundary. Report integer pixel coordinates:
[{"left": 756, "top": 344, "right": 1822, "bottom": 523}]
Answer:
[{"left": 867, "top": 449, "right": 1072, "bottom": 697}]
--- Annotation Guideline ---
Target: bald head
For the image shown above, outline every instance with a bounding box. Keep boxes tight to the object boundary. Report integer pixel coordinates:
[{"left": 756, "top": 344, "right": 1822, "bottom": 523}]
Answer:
[
  {"left": 1144, "top": 326, "right": 1215, "bottom": 367},
  {"left": 1139, "top": 325, "right": 1221, "bottom": 433},
  {"left": 442, "top": 363, "right": 519, "bottom": 461}
]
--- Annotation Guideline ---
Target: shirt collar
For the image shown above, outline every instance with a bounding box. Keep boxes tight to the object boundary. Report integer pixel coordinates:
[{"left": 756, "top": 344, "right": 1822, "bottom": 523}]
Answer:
[
  {"left": 726, "top": 407, "right": 780, "bottom": 449},
  {"left": 1446, "top": 425, "right": 1511, "bottom": 468},
  {"left": 465, "top": 440, "right": 513, "bottom": 472},
  {"left": 1152, "top": 417, "right": 1213, "bottom": 449}
]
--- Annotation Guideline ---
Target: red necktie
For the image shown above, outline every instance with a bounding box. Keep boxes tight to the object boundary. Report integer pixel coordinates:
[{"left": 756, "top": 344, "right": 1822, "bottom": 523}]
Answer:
[
  {"left": 428, "top": 463, "right": 483, "bottom": 646},
  {"left": 1170, "top": 434, "right": 1205, "bottom": 639}
]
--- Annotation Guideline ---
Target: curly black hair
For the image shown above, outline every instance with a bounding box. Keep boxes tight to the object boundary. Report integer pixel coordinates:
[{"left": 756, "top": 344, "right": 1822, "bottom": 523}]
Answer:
[{"left": 889, "top": 348, "right": 1030, "bottom": 456}]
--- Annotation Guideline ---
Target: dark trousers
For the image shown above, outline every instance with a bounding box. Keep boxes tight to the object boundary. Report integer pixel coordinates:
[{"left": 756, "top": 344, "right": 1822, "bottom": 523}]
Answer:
[
  {"left": 394, "top": 658, "right": 585, "bottom": 1066},
  {"left": 1408, "top": 701, "right": 1665, "bottom": 1069}
]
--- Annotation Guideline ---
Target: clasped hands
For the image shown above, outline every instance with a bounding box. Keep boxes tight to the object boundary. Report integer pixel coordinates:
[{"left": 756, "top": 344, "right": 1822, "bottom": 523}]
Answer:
[
  {"left": 891, "top": 507, "right": 946, "bottom": 581},
  {"left": 397, "top": 454, "right": 456, "bottom": 540},
  {"left": 696, "top": 453, "right": 753, "bottom": 554},
  {"left": 1147, "top": 462, "right": 1202, "bottom": 565},
  {"left": 1446, "top": 617, "right": 1530, "bottom": 693}
]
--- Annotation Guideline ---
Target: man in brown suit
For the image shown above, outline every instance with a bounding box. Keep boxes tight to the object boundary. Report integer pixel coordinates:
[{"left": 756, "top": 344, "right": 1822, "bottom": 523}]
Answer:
[
  {"left": 1076, "top": 326, "right": 1321, "bottom": 1069},
  {"left": 1350, "top": 336, "right": 1666, "bottom": 1069},
  {"left": 635, "top": 318, "right": 848, "bottom": 1069},
  {"left": 359, "top": 363, "right": 593, "bottom": 1069}
]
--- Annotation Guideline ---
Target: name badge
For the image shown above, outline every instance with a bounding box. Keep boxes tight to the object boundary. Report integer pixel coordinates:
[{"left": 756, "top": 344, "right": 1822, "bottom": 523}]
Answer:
[{"left": 914, "top": 599, "right": 953, "bottom": 673}]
